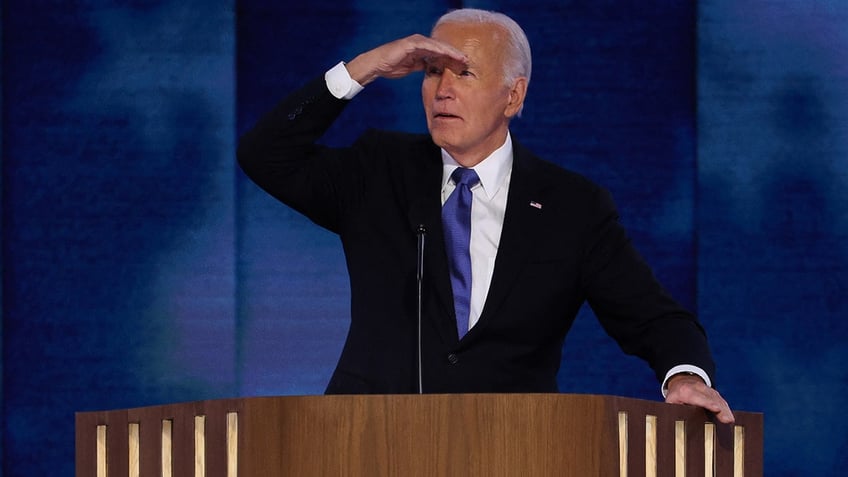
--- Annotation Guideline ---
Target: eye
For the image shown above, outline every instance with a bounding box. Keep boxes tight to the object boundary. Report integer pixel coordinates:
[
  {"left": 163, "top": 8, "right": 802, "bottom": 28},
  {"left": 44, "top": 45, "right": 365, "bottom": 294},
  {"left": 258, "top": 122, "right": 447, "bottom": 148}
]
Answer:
[
  {"left": 425, "top": 65, "right": 443, "bottom": 76},
  {"left": 458, "top": 70, "right": 475, "bottom": 78}
]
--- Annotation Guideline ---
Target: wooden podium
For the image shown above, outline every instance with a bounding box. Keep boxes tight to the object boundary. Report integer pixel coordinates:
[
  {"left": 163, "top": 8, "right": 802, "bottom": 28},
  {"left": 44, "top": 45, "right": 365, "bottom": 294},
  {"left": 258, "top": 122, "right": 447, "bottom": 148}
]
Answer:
[{"left": 76, "top": 394, "right": 762, "bottom": 476}]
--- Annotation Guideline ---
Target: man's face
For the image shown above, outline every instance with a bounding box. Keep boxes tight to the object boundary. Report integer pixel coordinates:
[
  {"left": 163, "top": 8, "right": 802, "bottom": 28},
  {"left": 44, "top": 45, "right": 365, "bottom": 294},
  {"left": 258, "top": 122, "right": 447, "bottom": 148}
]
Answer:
[{"left": 422, "top": 22, "right": 525, "bottom": 166}]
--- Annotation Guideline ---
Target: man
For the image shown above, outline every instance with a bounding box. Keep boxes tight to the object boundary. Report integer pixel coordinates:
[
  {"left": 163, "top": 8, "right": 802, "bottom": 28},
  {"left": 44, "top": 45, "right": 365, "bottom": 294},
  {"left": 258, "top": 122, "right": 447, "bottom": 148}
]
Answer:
[{"left": 238, "top": 8, "right": 734, "bottom": 423}]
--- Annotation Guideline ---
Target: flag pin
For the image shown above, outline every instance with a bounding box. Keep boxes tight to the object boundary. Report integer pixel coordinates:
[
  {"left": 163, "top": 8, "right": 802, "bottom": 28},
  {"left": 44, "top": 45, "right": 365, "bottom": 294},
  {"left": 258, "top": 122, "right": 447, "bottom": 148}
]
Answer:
[{"left": 529, "top": 201, "right": 542, "bottom": 209}]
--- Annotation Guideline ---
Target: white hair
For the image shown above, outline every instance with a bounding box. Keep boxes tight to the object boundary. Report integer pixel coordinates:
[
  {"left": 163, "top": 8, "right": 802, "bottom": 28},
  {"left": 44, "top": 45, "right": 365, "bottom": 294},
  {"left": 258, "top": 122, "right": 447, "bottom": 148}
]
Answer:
[{"left": 433, "top": 9, "right": 532, "bottom": 91}]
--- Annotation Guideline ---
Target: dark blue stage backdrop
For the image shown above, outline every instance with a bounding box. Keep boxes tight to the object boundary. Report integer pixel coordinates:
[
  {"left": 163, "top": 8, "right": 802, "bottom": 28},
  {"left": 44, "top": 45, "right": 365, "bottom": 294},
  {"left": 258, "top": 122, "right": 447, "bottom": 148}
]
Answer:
[{"left": 1, "top": 1, "right": 846, "bottom": 475}]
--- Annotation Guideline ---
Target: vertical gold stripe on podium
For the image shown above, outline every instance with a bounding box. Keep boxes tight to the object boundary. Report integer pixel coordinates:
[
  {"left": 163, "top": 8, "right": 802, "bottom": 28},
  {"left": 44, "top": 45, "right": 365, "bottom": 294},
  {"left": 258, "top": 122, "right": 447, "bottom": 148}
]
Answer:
[
  {"left": 645, "top": 415, "right": 657, "bottom": 477},
  {"left": 674, "top": 420, "right": 686, "bottom": 476},
  {"left": 618, "top": 411, "right": 628, "bottom": 477},
  {"left": 227, "top": 412, "right": 238, "bottom": 477},
  {"left": 195, "top": 415, "right": 206, "bottom": 477},
  {"left": 734, "top": 425, "right": 745, "bottom": 477},
  {"left": 96, "top": 425, "right": 107, "bottom": 477},
  {"left": 704, "top": 422, "right": 715, "bottom": 477},
  {"left": 162, "top": 419, "right": 173, "bottom": 477},
  {"left": 129, "top": 422, "right": 140, "bottom": 477}
]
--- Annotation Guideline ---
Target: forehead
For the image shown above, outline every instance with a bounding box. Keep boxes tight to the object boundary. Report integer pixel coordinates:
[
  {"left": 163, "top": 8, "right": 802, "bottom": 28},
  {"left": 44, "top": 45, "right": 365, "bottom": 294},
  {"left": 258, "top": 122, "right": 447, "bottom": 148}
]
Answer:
[{"left": 431, "top": 21, "right": 507, "bottom": 62}]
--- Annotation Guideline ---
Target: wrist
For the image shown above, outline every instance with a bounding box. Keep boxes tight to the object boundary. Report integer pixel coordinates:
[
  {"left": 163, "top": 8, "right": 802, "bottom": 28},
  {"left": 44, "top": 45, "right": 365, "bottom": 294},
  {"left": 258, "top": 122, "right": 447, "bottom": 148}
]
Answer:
[
  {"left": 668, "top": 371, "right": 701, "bottom": 384},
  {"left": 345, "top": 54, "right": 379, "bottom": 86},
  {"left": 661, "top": 365, "right": 712, "bottom": 398}
]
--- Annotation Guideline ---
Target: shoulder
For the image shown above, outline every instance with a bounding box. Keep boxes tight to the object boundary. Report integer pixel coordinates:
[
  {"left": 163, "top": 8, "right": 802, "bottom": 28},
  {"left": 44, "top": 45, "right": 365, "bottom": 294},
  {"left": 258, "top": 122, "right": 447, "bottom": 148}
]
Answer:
[{"left": 513, "top": 140, "right": 610, "bottom": 201}]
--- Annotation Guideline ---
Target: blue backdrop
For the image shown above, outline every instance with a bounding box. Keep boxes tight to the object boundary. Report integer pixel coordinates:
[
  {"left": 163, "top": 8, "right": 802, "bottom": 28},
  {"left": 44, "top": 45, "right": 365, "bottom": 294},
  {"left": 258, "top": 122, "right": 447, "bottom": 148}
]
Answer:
[{"left": 2, "top": 0, "right": 846, "bottom": 475}]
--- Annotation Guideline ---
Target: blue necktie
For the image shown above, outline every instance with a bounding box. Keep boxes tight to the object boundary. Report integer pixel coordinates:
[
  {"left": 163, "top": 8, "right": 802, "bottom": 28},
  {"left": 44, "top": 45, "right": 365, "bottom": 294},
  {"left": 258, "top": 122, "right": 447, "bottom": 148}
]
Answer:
[{"left": 442, "top": 167, "right": 480, "bottom": 339}]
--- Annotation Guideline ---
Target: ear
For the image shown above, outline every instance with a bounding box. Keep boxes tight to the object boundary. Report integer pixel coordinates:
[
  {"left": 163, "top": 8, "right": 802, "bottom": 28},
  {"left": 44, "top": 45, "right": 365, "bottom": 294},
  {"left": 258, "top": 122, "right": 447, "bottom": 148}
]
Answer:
[{"left": 504, "top": 76, "right": 528, "bottom": 118}]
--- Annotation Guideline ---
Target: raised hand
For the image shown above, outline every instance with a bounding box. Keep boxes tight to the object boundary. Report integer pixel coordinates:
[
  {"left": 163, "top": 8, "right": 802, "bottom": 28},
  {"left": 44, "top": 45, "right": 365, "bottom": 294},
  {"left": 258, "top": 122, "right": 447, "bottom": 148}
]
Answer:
[{"left": 345, "top": 34, "right": 468, "bottom": 86}]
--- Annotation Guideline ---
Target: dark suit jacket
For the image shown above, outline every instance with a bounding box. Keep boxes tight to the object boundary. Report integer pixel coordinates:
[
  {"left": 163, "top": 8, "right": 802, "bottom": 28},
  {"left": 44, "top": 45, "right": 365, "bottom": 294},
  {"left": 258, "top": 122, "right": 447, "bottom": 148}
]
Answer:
[{"left": 238, "top": 76, "right": 716, "bottom": 394}]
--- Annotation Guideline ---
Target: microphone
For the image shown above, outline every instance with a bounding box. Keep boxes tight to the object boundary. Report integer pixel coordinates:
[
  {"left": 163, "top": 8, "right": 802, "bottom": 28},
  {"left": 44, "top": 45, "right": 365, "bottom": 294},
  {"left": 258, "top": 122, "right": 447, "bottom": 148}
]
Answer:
[
  {"left": 408, "top": 200, "right": 428, "bottom": 394},
  {"left": 415, "top": 222, "right": 426, "bottom": 394}
]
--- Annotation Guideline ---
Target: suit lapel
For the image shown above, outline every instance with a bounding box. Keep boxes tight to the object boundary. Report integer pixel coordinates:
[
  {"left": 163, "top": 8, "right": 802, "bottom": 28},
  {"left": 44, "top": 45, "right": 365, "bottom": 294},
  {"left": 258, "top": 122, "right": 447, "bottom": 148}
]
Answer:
[
  {"left": 465, "top": 141, "right": 547, "bottom": 340},
  {"left": 404, "top": 138, "right": 550, "bottom": 345}
]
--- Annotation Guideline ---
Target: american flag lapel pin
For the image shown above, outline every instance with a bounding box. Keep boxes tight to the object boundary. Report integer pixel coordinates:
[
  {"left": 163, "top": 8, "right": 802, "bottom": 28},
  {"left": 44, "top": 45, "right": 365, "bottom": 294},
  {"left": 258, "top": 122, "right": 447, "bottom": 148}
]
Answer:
[{"left": 529, "top": 201, "right": 542, "bottom": 210}]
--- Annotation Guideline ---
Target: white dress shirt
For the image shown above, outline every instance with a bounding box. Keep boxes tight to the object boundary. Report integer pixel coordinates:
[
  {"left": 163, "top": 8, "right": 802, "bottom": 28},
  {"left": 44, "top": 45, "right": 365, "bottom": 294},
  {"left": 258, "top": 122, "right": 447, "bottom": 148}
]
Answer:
[{"left": 440, "top": 137, "right": 512, "bottom": 330}]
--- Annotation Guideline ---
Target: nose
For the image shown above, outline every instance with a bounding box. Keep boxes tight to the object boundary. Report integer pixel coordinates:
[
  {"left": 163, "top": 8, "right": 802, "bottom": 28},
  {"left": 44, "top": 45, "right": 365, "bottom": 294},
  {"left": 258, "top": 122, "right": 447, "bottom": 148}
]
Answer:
[{"left": 435, "top": 72, "right": 456, "bottom": 100}]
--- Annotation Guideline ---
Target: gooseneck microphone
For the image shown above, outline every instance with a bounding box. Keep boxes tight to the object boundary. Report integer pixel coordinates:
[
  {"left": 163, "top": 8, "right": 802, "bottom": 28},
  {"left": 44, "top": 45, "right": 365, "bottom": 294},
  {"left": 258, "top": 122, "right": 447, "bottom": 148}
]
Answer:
[
  {"left": 415, "top": 223, "right": 426, "bottom": 394},
  {"left": 408, "top": 199, "right": 429, "bottom": 394}
]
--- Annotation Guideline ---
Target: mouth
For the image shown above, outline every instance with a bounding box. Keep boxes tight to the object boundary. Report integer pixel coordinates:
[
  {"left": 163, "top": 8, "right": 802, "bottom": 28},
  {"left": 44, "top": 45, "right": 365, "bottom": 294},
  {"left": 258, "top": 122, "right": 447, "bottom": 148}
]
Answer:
[{"left": 433, "top": 112, "right": 462, "bottom": 121}]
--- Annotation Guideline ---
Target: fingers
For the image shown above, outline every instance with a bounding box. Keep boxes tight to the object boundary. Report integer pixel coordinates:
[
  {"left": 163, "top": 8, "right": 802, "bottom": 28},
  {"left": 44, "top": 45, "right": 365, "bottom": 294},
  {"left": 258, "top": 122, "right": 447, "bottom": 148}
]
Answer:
[
  {"left": 714, "top": 402, "right": 736, "bottom": 424},
  {"left": 408, "top": 34, "right": 468, "bottom": 69},
  {"left": 346, "top": 34, "right": 467, "bottom": 85},
  {"left": 695, "top": 389, "right": 735, "bottom": 424},
  {"left": 665, "top": 376, "right": 736, "bottom": 424},
  {"left": 380, "top": 34, "right": 467, "bottom": 77}
]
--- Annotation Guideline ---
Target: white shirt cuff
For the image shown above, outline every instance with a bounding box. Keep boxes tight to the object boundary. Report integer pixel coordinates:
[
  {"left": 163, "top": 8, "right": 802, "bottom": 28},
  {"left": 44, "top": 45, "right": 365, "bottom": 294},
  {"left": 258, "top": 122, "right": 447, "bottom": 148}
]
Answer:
[
  {"left": 325, "top": 61, "right": 364, "bottom": 100},
  {"left": 661, "top": 364, "right": 712, "bottom": 398}
]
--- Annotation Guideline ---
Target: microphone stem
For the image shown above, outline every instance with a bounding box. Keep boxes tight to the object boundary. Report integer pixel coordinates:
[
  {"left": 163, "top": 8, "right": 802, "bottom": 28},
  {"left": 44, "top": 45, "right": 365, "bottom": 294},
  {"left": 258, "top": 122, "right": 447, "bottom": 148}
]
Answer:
[{"left": 416, "top": 225, "right": 426, "bottom": 394}]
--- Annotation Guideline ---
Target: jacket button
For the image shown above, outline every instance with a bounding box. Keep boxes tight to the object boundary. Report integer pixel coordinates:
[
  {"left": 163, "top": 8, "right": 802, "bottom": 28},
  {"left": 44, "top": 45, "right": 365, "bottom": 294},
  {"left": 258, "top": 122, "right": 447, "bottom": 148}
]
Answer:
[{"left": 447, "top": 353, "right": 459, "bottom": 364}]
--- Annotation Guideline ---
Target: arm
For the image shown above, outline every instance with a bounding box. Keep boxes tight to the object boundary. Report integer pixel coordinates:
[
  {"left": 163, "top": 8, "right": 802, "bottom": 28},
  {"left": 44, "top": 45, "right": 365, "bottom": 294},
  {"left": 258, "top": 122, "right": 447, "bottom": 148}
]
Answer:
[
  {"left": 580, "top": 188, "right": 734, "bottom": 422},
  {"left": 237, "top": 35, "right": 468, "bottom": 230},
  {"left": 236, "top": 75, "right": 354, "bottom": 231}
]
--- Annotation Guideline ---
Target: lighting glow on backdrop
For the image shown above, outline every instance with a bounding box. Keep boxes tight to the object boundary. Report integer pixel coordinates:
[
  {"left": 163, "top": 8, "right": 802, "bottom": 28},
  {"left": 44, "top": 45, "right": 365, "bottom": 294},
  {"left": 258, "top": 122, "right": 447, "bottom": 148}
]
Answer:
[{"left": 2, "top": 1, "right": 846, "bottom": 475}]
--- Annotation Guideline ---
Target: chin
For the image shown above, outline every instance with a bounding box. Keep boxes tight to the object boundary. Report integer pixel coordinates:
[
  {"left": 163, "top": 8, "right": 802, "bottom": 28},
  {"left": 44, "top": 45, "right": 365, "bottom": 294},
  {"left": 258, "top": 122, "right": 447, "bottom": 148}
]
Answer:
[
  {"left": 433, "top": 138, "right": 458, "bottom": 154},
  {"left": 430, "top": 131, "right": 457, "bottom": 149}
]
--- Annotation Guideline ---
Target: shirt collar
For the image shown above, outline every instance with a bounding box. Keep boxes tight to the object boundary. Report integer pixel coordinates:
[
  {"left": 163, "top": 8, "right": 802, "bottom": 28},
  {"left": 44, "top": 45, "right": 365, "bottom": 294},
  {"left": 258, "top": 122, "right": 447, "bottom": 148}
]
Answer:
[{"left": 440, "top": 132, "right": 514, "bottom": 200}]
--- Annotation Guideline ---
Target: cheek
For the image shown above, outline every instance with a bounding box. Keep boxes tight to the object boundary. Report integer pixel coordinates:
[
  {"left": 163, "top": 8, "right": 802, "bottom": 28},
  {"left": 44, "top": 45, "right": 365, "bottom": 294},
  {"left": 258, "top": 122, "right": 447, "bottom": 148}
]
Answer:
[{"left": 480, "top": 92, "right": 509, "bottom": 118}]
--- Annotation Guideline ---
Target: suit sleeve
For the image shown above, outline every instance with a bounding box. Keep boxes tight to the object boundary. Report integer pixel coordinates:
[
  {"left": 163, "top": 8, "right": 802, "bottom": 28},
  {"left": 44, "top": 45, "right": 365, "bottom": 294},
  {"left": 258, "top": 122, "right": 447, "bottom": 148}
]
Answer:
[
  {"left": 580, "top": 187, "right": 716, "bottom": 385},
  {"left": 236, "top": 75, "right": 364, "bottom": 233}
]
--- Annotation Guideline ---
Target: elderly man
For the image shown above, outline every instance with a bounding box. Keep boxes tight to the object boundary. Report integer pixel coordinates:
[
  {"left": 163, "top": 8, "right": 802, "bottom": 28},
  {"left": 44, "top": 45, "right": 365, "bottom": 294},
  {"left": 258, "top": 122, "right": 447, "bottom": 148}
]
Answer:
[{"left": 238, "top": 8, "right": 734, "bottom": 423}]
